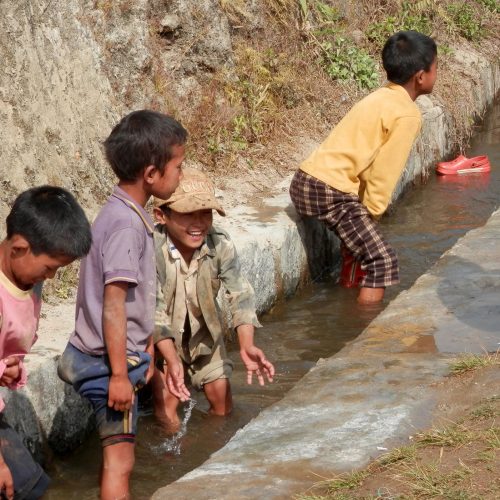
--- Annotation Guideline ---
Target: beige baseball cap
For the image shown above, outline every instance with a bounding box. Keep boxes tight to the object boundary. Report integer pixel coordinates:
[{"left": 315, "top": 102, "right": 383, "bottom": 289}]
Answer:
[{"left": 153, "top": 167, "right": 226, "bottom": 216}]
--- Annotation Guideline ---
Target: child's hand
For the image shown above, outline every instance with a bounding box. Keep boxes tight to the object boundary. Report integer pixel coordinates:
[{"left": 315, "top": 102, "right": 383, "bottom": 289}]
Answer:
[
  {"left": 240, "top": 346, "right": 275, "bottom": 386},
  {"left": 0, "top": 459, "right": 14, "bottom": 500},
  {"left": 166, "top": 361, "right": 190, "bottom": 402},
  {"left": 108, "top": 374, "right": 134, "bottom": 412},
  {"left": 0, "top": 357, "right": 21, "bottom": 387}
]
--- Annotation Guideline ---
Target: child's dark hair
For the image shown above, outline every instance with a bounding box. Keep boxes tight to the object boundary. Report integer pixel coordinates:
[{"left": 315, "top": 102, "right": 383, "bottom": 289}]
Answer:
[
  {"left": 104, "top": 110, "right": 188, "bottom": 182},
  {"left": 382, "top": 31, "right": 437, "bottom": 85},
  {"left": 6, "top": 186, "right": 92, "bottom": 258}
]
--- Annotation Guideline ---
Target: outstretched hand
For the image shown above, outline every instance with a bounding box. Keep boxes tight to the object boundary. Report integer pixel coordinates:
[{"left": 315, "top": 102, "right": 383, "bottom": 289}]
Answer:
[
  {"left": 240, "top": 346, "right": 275, "bottom": 386},
  {"left": 166, "top": 360, "right": 190, "bottom": 402}
]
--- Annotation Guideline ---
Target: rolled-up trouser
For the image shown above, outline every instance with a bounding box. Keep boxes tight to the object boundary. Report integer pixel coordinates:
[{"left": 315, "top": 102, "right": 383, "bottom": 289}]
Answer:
[
  {"left": 58, "top": 343, "right": 150, "bottom": 447},
  {"left": 289, "top": 169, "right": 399, "bottom": 288}
]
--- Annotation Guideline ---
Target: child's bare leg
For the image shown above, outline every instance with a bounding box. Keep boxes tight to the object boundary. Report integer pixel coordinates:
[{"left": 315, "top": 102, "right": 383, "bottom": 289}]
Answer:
[
  {"left": 100, "top": 441, "right": 134, "bottom": 500},
  {"left": 358, "top": 287, "right": 385, "bottom": 304},
  {"left": 151, "top": 366, "right": 181, "bottom": 431},
  {"left": 204, "top": 378, "right": 232, "bottom": 416}
]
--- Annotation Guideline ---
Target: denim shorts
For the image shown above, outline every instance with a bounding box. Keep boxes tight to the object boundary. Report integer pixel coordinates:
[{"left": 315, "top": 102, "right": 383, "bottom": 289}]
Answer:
[
  {"left": 58, "top": 343, "right": 151, "bottom": 447},
  {"left": 0, "top": 416, "right": 50, "bottom": 499}
]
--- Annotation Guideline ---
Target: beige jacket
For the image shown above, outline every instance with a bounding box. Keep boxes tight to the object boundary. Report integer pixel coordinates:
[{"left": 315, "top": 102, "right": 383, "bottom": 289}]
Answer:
[{"left": 153, "top": 225, "right": 261, "bottom": 359}]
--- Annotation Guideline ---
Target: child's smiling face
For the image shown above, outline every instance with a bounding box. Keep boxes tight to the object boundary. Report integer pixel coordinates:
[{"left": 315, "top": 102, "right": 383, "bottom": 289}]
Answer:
[{"left": 156, "top": 208, "right": 213, "bottom": 261}]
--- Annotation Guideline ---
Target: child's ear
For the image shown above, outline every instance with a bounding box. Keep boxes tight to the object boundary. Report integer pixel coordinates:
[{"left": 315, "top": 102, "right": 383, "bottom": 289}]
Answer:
[
  {"left": 10, "top": 235, "right": 30, "bottom": 257},
  {"left": 415, "top": 69, "right": 425, "bottom": 85},
  {"left": 143, "top": 165, "right": 158, "bottom": 185},
  {"left": 153, "top": 207, "right": 167, "bottom": 224}
]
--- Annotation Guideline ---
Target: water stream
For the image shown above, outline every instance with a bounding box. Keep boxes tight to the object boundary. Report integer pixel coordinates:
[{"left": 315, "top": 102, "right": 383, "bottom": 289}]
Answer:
[{"left": 45, "top": 100, "right": 499, "bottom": 499}]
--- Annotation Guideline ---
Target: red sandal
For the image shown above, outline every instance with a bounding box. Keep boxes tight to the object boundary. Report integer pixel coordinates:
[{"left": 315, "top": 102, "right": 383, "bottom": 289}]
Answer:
[
  {"left": 436, "top": 155, "right": 490, "bottom": 175},
  {"left": 339, "top": 244, "right": 367, "bottom": 288}
]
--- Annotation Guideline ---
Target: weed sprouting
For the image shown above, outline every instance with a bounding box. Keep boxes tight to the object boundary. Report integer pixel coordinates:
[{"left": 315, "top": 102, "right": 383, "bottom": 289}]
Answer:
[
  {"left": 376, "top": 444, "right": 417, "bottom": 467},
  {"left": 300, "top": 0, "right": 378, "bottom": 90},
  {"left": 318, "top": 37, "right": 379, "bottom": 90},
  {"left": 367, "top": 1, "right": 433, "bottom": 48},
  {"left": 449, "top": 352, "right": 499, "bottom": 375},
  {"left": 323, "top": 470, "right": 368, "bottom": 493}
]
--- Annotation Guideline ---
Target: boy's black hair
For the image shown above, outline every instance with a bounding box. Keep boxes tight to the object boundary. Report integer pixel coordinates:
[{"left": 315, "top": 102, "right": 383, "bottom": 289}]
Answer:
[
  {"left": 6, "top": 186, "right": 92, "bottom": 258},
  {"left": 104, "top": 110, "right": 188, "bottom": 182},
  {"left": 382, "top": 31, "right": 437, "bottom": 85}
]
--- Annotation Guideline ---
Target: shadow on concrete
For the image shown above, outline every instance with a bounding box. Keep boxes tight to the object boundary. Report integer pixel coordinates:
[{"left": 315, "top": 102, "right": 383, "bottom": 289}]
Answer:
[
  {"left": 284, "top": 203, "right": 340, "bottom": 282},
  {"left": 434, "top": 254, "right": 500, "bottom": 352}
]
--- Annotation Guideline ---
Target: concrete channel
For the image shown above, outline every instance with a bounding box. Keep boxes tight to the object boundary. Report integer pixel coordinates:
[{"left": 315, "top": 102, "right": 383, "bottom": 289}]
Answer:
[{"left": 0, "top": 52, "right": 498, "bottom": 495}]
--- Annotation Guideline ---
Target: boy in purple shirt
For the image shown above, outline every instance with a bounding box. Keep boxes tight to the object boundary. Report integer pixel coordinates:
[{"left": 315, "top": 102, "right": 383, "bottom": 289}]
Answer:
[{"left": 58, "top": 110, "right": 189, "bottom": 500}]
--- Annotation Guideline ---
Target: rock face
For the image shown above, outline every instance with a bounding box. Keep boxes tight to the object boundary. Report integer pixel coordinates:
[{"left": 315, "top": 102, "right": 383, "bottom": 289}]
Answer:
[
  {"left": 0, "top": 0, "right": 235, "bottom": 223},
  {"left": 1, "top": 0, "right": 499, "bottom": 225},
  {"left": 0, "top": 1, "right": 116, "bottom": 219}
]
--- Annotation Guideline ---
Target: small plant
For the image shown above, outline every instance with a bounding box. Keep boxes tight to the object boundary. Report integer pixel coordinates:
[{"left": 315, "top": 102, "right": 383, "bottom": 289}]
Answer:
[
  {"left": 377, "top": 444, "right": 417, "bottom": 467},
  {"left": 41, "top": 262, "right": 80, "bottom": 302},
  {"left": 447, "top": 2, "right": 483, "bottom": 41},
  {"left": 367, "top": 1, "right": 432, "bottom": 48},
  {"left": 476, "top": 0, "right": 500, "bottom": 13},
  {"left": 439, "top": 44, "right": 454, "bottom": 56},
  {"left": 319, "top": 37, "right": 379, "bottom": 90},
  {"left": 324, "top": 470, "right": 368, "bottom": 493},
  {"left": 449, "top": 352, "right": 499, "bottom": 375},
  {"left": 469, "top": 398, "right": 498, "bottom": 420},
  {"left": 416, "top": 424, "right": 473, "bottom": 447}
]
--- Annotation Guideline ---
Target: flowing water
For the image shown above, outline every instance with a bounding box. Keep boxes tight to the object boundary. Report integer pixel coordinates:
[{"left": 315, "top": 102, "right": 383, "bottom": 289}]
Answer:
[{"left": 45, "top": 100, "right": 499, "bottom": 499}]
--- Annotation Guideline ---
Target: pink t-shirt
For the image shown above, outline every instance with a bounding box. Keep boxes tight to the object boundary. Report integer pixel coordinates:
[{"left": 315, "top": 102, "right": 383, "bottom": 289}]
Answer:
[{"left": 0, "top": 270, "right": 42, "bottom": 412}]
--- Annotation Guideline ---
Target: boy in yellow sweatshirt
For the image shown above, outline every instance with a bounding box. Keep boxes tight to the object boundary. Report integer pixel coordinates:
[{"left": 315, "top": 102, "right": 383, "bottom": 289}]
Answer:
[{"left": 289, "top": 30, "right": 437, "bottom": 304}]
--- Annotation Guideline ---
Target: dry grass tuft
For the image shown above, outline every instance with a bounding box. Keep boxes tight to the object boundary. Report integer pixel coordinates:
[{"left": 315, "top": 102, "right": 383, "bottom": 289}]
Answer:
[{"left": 449, "top": 351, "right": 500, "bottom": 376}]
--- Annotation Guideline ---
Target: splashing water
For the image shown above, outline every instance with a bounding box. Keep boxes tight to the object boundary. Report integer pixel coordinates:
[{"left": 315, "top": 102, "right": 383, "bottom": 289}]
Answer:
[{"left": 151, "top": 398, "right": 197, "bottom": 456}]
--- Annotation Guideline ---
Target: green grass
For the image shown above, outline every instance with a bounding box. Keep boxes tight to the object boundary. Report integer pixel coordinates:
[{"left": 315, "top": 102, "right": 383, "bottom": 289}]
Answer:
[{"left": 449, "top": 352, "right": 499, "bottom": 375}]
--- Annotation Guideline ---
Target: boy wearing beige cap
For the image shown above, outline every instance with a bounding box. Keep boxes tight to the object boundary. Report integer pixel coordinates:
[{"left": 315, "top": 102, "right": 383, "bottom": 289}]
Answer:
[{"left": 153, "top": 168, "right": 275, "bottom": 429}]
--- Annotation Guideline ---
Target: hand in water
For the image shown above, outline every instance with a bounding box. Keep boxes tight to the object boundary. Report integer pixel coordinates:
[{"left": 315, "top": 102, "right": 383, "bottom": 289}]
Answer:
[
  {"left": 240, "top": 346, "right": 275, "bottom": 386},
  {"left": 166, "top": 360, "right": 190, "bottom": 402},
  {"left": 0, "top": 356, "right": 21, "bottom": 386}
]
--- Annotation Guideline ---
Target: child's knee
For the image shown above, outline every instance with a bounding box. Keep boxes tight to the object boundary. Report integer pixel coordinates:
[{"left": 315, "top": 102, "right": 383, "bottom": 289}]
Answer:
[
  {"left": 103, "top": 443, "right": 135, "bottom": 475},
  {"left": 204, "top": 378, "right": 232, "bottom": 415}
]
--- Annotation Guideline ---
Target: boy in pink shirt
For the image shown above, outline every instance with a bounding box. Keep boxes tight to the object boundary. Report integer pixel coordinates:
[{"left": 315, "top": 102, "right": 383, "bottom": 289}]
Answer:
[{"left": 0, "top": 186, "right": 91, "bottom": 499}]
